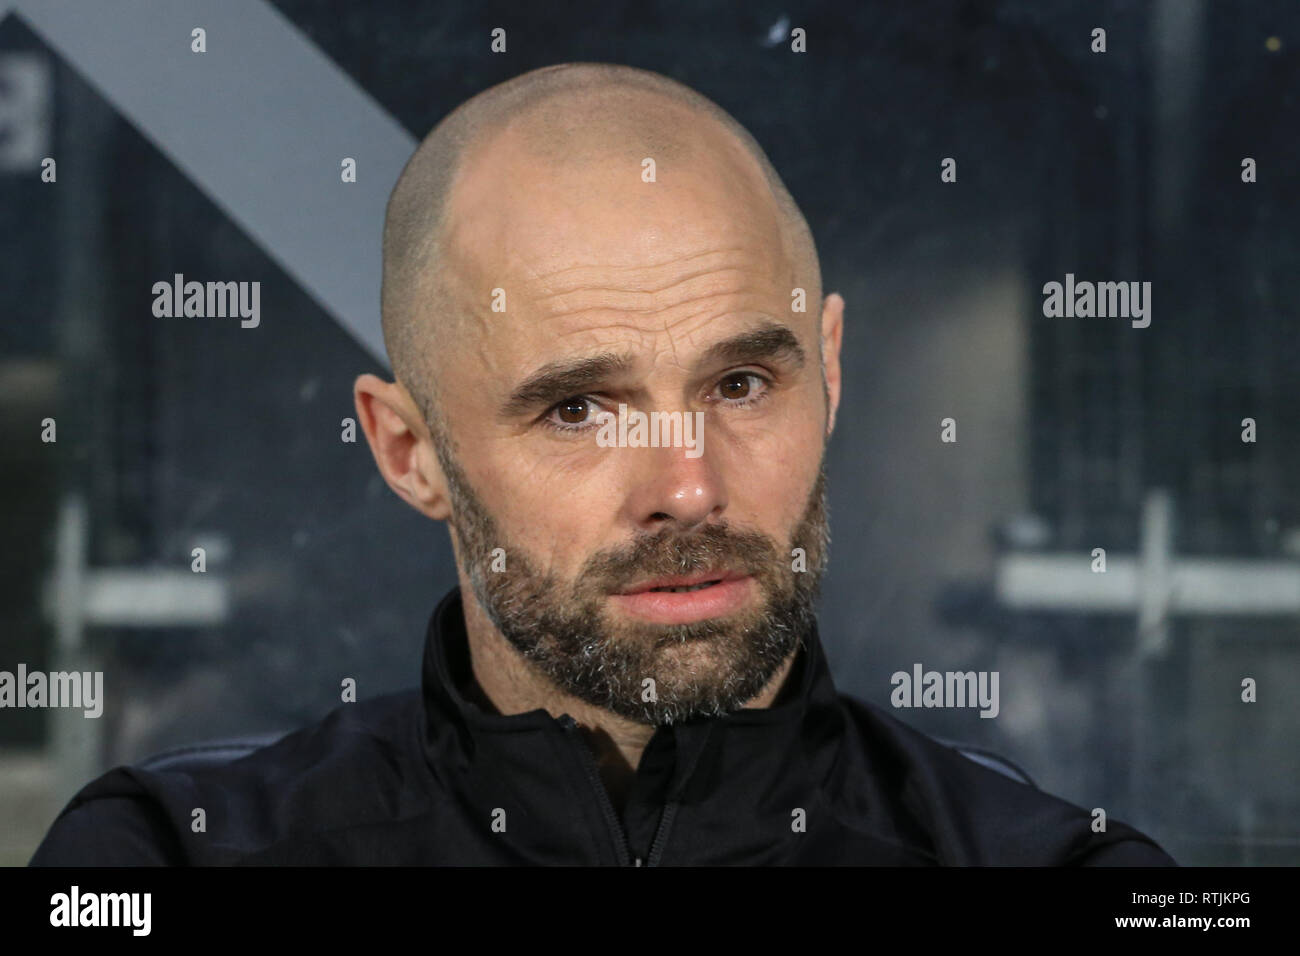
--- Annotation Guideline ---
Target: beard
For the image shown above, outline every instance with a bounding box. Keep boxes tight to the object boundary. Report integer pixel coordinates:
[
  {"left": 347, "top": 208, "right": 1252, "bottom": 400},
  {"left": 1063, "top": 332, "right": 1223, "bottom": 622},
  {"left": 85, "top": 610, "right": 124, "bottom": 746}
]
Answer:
[{"left": 435, "top": 440, "right": 830, "bottom": 726}]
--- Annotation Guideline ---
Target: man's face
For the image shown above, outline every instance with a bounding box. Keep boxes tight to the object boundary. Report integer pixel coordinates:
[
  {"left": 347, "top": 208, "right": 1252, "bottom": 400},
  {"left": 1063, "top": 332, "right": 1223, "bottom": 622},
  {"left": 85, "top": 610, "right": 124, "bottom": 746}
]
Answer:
[{"left": 428, "top": 109, "right": 834, "bottom": 724}]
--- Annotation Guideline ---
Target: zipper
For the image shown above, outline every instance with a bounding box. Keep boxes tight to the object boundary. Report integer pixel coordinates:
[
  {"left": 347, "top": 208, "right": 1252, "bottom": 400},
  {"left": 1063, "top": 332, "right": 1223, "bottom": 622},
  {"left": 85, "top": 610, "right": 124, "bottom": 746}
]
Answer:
[
  {"left": 560, "top": 715, "right": 633, "bottom": 866},
  {"left": 645, "top": 800, "right": 678, "bottom": 867},
  {"left": 559, "top": 714, "right": 678, "bottom": 867}
]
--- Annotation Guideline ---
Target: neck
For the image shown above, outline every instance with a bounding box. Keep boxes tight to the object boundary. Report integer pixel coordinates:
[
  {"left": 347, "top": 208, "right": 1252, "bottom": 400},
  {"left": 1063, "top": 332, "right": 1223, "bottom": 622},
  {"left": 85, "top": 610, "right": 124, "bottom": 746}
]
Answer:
[{"left": 457, "top": 582, "right": 798, "bottom": 809}]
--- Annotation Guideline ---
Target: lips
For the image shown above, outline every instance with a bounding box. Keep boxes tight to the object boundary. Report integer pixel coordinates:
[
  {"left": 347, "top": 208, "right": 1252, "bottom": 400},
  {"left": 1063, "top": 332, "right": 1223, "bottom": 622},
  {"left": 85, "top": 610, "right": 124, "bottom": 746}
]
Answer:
[
  {"left": 609, "top": 571, "right": 756, "bottom": 625},
  {"left": 617, "top": 570, "right": 746, "bottom": 595}
]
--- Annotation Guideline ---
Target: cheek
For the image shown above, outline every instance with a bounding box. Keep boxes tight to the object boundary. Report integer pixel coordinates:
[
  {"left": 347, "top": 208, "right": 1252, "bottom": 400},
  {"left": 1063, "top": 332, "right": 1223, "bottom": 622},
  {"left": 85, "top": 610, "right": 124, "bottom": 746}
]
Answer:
[
  {"left": 732, "top": 457, "right": 814, "bottom": 537},
  {"left": 720, "top": 400, "right": 822, "bottom": 480},
  {"left": 475, "top": 443, "right": 608, "bottom": 572},
  {"left": 704, "top": 440, "right": 818, "bottom": 540}
]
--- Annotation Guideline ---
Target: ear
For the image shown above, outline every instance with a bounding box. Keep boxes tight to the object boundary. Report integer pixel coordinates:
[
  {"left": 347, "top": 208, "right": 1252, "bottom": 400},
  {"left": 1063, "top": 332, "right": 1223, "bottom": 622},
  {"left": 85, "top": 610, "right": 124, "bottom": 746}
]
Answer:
[
  {"left": 353, "top": 373, "right": 453, "bottom": 520},
  {"left": 820, "top": 292, "right": 844, "bottom": 437}
]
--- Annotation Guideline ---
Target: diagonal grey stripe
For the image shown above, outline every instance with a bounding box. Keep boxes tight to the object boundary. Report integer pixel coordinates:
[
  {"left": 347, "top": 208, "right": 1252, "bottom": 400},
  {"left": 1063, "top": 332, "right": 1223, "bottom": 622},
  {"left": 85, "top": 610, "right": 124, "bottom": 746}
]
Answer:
[{"left": 14, "top": 0, "right": 417, "bottom": 366}]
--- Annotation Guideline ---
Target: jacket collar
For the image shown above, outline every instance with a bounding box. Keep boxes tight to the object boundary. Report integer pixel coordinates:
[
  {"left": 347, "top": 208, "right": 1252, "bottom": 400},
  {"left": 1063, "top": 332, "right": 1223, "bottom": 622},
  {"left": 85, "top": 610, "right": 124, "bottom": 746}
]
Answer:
[{"left": 419, "top": 585, "right": 842, "bottom": 864}]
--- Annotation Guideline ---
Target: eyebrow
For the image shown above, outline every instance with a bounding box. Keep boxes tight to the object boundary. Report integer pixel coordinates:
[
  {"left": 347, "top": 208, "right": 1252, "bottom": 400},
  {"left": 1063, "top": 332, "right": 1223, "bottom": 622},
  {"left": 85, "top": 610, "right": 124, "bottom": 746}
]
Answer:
[
  {"left": 502, "top": 353, "right": 634, "bottom": 417},
  {"left": 701, "top": 323, "right": 806, "bottom": 370},
  {"left": 501, "top": 322, "right": 807, "bottom": 418}
]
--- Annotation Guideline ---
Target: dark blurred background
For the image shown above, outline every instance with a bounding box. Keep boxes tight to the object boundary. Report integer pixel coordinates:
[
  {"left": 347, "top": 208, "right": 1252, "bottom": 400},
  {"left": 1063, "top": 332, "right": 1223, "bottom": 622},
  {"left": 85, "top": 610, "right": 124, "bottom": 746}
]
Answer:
[{"left": 1, "top": 0, "right": 1297, "bottom": 865}]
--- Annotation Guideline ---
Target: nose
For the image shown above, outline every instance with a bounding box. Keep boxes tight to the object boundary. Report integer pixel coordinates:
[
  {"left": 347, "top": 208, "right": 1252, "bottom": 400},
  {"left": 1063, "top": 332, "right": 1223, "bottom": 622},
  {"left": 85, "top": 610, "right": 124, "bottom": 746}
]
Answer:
[{"left": 621, "top": 442, "right": 728, "bottom": 533}]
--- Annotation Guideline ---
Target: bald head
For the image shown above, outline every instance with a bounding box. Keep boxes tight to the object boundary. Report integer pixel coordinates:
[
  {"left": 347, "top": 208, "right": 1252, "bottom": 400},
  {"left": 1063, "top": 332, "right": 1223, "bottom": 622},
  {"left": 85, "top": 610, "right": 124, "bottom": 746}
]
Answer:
[{"left": 380, "top": 63, "right": 821, "bottom": 438}]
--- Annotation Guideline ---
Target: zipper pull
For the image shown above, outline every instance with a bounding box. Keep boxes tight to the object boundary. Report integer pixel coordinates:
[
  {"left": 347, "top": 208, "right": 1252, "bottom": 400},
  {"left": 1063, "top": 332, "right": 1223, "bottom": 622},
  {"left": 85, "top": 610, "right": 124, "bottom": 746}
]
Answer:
[{"left": 634, "top": 857, "right": 643, "bottom": 867}]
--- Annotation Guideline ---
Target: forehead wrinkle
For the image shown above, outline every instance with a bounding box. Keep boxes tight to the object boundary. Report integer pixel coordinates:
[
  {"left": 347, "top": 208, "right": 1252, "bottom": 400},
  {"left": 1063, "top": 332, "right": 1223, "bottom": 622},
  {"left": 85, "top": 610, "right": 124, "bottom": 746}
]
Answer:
[
  {"left": 531, "top": 269, "right": 780, "bottom": 323},
  {"left": 527, "top": 257, "right": 764, "bottom": 303},
  {"left": 521, "top": 284, "right": 791, "bottom": 384},
  {"left": 518, "top": 245, "right": 789, "bottom": 331},
  {"left": 522, "top": 247, "right": 753, "bottom": 292},
  {"left": 532, "top": 255, "right": 793, "bottom": 366}
]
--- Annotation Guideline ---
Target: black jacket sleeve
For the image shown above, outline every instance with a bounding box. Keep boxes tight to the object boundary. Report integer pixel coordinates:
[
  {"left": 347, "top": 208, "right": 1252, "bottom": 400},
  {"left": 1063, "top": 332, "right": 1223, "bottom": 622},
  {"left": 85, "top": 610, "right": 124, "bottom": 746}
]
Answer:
[
  {"left": 29, "top": 795, "right": 185, "bottom": 867},
  {"left": 1076, "top": 837, "right": 1178, "bottom": 866}
]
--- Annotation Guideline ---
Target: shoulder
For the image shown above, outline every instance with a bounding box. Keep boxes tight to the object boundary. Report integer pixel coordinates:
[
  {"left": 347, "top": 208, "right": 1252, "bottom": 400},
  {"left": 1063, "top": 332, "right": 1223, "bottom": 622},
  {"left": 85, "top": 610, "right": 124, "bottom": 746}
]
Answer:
[
  {"left": 29, "top": 791, "right": 186, "bottom": 866},
  {"left": 831, "top": 694, "right": 1176, "bottom": 866},
  {"left": 30, "top": 690, "right": 427, "bottom": 867}
]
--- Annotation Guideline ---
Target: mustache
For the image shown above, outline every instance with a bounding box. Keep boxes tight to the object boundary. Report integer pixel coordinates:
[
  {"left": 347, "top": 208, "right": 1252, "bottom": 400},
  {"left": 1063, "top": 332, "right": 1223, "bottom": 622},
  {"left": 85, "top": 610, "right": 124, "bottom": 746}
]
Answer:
[{"left": 581, "top": 522, "right": 778, "bottom": 591}]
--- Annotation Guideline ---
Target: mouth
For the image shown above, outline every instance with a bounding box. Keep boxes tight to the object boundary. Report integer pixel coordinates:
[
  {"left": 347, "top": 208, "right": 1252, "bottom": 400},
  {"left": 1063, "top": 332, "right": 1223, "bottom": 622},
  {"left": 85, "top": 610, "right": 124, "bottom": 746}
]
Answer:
[
  {"left": 610, "top": 571, "right": 755, "bottom": 625},
  {"left": 617, "top": 570, "right": 747, "bottom": 595}
]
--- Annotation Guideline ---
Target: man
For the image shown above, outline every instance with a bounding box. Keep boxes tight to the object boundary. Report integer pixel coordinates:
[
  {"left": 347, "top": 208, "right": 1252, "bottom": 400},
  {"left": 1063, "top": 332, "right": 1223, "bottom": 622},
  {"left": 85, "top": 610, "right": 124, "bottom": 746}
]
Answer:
[{"left": 32, "top": 63, "right": 1173, "bottom": 866}]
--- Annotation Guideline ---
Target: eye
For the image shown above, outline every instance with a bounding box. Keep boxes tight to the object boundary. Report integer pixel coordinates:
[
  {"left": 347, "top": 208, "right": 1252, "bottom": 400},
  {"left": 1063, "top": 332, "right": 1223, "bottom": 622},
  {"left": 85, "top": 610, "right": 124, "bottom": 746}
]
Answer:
[
  {"left": 714, "top": 372, "right": 771, "bottom": 406},
  {"left": 543, "top": 396, "right": 605, "bottom": 433},
  {"left": 556, "top": 397, "right": 592, "bottom": 424}
]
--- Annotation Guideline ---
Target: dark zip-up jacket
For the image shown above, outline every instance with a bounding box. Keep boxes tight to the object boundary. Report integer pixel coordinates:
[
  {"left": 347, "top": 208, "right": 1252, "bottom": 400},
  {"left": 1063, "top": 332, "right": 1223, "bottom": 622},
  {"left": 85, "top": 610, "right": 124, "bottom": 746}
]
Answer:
[{"left": 31, "top": 587, "right": 1175, "bottom": 866}]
